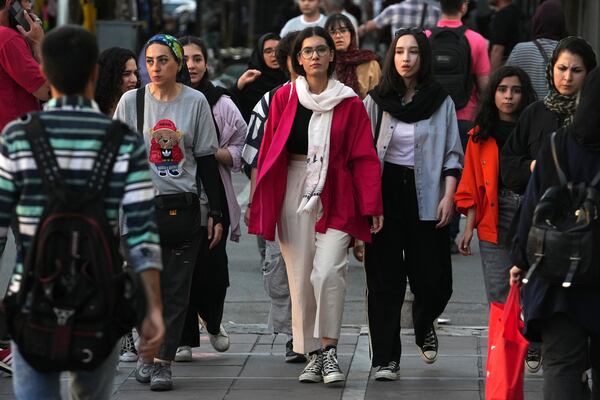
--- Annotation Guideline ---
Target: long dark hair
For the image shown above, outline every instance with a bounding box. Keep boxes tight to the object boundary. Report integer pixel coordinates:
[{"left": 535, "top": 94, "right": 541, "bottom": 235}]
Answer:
[
  {"left": 324, "top": 13, "right": 358, "bottom": 51},
  {"left": 377, "top": 29, "right": 433, "bottom": 96},
  {"left": 291, "top": 26, "right": 337, "bottom": 78},
  {"left": 95, "top": 47, "right": 137, "bottom": 115},
  {"left": 472, "top": 66, "right": 536, "bottom": 142},
  {"left": 179, "top": 35, "right": 210, "bottom": 85}
]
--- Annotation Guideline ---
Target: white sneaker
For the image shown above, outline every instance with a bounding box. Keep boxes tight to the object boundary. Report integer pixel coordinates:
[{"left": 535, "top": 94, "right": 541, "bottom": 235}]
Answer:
[
  {"left": 200, "top": 318, "right": 230, "bottom": 352},
  {"left": 374, "top": 361, "right": 399, "bottom": 381},
  {"left": 174, "top": 346, "right": 192, "bottom": 362},
  {"left": 322, "top": 346, "right": 345, "bottom": 384},
  {"left": 299, "top": 352, "right": 323, "bottom": 383}
]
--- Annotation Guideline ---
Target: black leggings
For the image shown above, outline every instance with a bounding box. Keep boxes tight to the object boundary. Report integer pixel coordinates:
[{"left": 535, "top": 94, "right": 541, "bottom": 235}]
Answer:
[{"left": 364, "top": 163, "right": 453, "bottom": 367}]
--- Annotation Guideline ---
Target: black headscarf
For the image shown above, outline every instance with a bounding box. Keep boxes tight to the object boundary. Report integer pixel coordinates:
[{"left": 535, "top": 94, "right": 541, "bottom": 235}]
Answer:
[
  {"left": 369, "top": 82, "right": 448, "bottom": 124},
  {"left": 571, "top": 67, "right": 600, "bottom": 151},
  {"left": 235, "top": 33, "right": 287, "bottom": 122},
  {"left": 531, "top": 0, "right": 567, "bottom": 41},
  {"left": 196, "top": 73, "right": 229, "bottom": 109}
]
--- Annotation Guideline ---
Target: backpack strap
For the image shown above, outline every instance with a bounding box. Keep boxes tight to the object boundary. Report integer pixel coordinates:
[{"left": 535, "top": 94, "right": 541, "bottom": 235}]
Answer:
[
  {"left": 533, "top": 39, "right": 550, "bottom": 65},
  {"left": 23, "top": 113, "right": 68, "bottom": 201},
  {"left": 136, "top": 86, "right": 145, "bottom": 135},
  {"left": 550, "top": 131, "right": 568, "bottom": 185},
  {"left": 419, "top": 2, "right": 428, "bottom": 28}
]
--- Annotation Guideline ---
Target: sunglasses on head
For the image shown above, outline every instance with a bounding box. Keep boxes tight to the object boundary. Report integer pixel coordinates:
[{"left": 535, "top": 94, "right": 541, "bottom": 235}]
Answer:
[{"left": 395, "top": 27, "right": 425, "bottom": 37}]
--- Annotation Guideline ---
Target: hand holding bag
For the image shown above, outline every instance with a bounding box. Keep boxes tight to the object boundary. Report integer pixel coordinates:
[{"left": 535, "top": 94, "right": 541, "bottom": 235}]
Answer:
[{"left": 485, "top": 285, "right": 529, "bottom": 400}]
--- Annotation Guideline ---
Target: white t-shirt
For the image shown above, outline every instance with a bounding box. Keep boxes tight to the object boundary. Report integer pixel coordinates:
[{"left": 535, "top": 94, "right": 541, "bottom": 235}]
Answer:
[
  {"left": 280, "top": 14, "right": 326, "bottom": 37},
  {"left": 383, "top": 120, "right": 415, "bottom": 166}
]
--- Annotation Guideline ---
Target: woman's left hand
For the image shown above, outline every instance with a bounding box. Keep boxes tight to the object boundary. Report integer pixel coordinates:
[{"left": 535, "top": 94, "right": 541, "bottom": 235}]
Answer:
[
  {"left": 370, "top": 215, "right": 384, "bottom": 234},
  {"left": 509, "top": 266, "right": 523, "bottom": 287},
  {"left": 436, "top": 196, "right": 454, "bottom": 228}
]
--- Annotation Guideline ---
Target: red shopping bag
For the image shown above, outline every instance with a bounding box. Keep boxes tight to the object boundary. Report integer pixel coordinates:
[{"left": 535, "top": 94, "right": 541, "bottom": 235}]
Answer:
[{"left": 485, "top": 285, "right": 529, "bottom": 400}]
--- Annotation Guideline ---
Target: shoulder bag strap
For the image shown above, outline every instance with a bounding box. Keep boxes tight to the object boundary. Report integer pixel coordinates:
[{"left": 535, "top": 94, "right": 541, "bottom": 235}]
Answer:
[
  {"left": 136, "top": 86, "right": 145, "bottom": 135},
  {"left": 533, "top": 39, "right": 550, "bottom": 65},
  {"left": 419, "top": 2, "right": 429, "bottom": 28},
  {"left": 591, "top": 167, "right": 600, "bottom": 187},
  {"left": 550, "top": 131, "right": 568, "bottom": 185},
  {"left": 374, "top": 105, "right": 384, "bottom": 148}
]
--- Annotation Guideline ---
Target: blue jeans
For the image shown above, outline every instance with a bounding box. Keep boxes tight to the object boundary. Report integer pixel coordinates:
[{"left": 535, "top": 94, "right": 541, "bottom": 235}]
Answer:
[{"left": 12, "top": 341, "right": 119, "bottom": 400}]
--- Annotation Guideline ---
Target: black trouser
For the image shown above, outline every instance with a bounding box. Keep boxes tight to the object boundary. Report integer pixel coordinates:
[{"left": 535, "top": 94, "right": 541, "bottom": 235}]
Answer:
[
  {"left": 539, "top": 313, "right": 599, "bottom": 400},
  {"left": 179, "top": 225, "right": 230, "bottom": 346},
  {"left": 449, "top": 119, "right": 473, "bottom": 241},
  {"left": 156, "top": 236, "right": 202, "bottom": 360},
  {"left": 364, "top": 163, "right": 453, "bottom": 367}
]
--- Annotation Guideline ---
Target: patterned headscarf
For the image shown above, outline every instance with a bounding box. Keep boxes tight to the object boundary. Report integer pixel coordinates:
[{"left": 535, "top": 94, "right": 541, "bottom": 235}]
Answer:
[
  {"left": 543, "top": 49, "right": 579, "bottom": 127},
  {"left": 144, "top": 34, "right": 190, "bottom": 85}
]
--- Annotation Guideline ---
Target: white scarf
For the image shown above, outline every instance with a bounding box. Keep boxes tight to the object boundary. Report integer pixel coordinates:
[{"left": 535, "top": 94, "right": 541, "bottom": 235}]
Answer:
[{"left": 294, "top": 76, "right": 357, "bottom": 213}]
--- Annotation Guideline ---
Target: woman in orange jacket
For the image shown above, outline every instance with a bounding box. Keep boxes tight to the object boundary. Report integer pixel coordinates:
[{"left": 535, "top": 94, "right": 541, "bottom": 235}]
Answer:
[{"left": 454, "top": 66, "right": 536, "bottom": 304}]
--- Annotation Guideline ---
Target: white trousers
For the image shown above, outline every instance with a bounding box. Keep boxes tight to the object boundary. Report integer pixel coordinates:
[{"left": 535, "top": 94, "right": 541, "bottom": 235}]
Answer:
[{"left": 277, "top": 160, "right": 351, "bottom": 354}]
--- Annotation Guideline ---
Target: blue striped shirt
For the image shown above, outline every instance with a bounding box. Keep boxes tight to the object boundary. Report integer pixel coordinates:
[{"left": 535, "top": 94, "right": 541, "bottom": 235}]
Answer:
[{"left": 0, "top": 96, "right": 162, "bottom": 296}]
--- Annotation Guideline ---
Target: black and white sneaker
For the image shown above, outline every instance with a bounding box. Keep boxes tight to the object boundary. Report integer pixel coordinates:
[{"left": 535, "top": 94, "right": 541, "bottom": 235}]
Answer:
[
  {"left": 374, "top": 361, "right": 399, "bottom": 381},
  {"left": 285, "top": 339, "right": 306, "bottom": 363},
  {"left": 299, "top": 351, "right": 323, "bottom": 383},
  {"left": 419, "top": 326, "right": 438, "bottom": 364},
  {"left": 322, "top": 346, "right": 345, "bottom": 384},
  {"left": 525, "top": 346, "right": 542, "bottom": 373},
  {"left": 119, "top": 331, "right": 138, "bottom": 362}
]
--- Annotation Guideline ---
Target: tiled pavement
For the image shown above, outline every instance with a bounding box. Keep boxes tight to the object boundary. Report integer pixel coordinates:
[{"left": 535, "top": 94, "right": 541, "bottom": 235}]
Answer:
[{"left": 0, "top": 325, "right": 545, "bottom": 400}]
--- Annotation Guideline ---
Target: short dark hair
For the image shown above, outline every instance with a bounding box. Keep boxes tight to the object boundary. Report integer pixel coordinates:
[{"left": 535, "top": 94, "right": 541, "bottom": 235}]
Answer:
[
  {"left": 378, "top": 29, "right": 433, "bottom": 96},
  {"left": 551, "top": 36, "right": 597, "bottom": 75},
  {"left": 439, "top": 0, "right": 466, "bottom": 15},
  {"left": 291, "top": 26, "right": 336, "bottom": 78},
  {"left": 324, "top": 13, "right": 358, "bottom": 51},
  {"left": 42, "top": 25, "right": 98, "bottom": 95},
  {"left": 179, "top": 36, "right": 208, "bottom": 62},
  {"left": 276, "top": 31, "right": 300, "bottom": 77},
  {"left": 473, "top": 65, "right": 536, "bottom": 142}
]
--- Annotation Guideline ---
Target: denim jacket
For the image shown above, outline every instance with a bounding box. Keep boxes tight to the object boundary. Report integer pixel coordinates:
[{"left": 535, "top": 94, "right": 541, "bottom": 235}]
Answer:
[{"left": 363, "top": 95, "right": 464, "bottom": 221}]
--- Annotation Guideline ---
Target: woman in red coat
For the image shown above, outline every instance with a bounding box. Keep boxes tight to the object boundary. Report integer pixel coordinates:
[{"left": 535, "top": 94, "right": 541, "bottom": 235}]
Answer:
[{"left": 248, "top": 27, "right": 383, "bottom": 385}]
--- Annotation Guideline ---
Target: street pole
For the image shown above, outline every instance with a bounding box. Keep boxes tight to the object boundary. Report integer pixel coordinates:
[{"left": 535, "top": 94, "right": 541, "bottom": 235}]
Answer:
[{"left": 57, "top": 0, "right": 69, "bottom": 26}]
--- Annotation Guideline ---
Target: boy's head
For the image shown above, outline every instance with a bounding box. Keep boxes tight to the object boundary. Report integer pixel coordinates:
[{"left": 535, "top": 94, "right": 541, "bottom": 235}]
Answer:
[
  {"left": 42, "top": 25, "right": 99, "bottom": 96},
  {"left": 439, "top": 0, "right": 468, "bottom": 16},
  {"left": 299, "top": 0, "right": 320, "bottom": 16}
]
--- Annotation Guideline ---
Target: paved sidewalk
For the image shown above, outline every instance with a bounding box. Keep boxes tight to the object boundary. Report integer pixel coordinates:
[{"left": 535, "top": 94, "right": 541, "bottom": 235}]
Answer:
[{"left": 0, "top": 324, "right": 544, "bottom": 400}]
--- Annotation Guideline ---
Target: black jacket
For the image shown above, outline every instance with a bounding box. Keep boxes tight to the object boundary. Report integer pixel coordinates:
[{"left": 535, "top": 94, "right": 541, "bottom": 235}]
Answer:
[{"left": 500, "top": 101, "right": 563, "bottom": 194}]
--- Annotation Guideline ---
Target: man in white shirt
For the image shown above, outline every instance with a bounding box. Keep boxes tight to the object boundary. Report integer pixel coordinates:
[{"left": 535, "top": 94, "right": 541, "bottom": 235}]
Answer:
[{"left": 280, "top": 0, "right": 326, "bottom": 37}]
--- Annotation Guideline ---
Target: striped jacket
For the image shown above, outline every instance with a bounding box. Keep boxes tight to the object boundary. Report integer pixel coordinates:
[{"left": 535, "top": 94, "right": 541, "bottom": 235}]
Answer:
[{"left": 0, "top": 96, "right": 162, "bottom": 296}]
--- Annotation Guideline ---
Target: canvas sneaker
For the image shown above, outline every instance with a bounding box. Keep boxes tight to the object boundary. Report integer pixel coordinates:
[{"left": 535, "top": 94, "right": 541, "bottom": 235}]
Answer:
[
  {"left": 419, "top": 326, "right": 438, "bottom": 364},
  {"left": 119, "top": 332, "right": 138, "bottom": 362},
  {"left": 299, "top": 351, "right": 323, "bottom": 383},
  {"left": 175, "top": 345, "right": 193, "bottom": 362},
  {"left": 374, "top": 361, "right": 399, "bottom": 381},
  {"left": 135, "top": 359, "right": 154, "bottom": 384},
  {"left": 150, "top": 362, "right": 173, "bottom": 391},
  {"left": 322, "top": 346, "right": 345, "bottom": 384},
  {"left": 525, "top": 346, "right": 542, "bottom": 373},
  {"left": 285, "top": 339, "right": 306, "bottom": 363},
  {"left": 0, "top": 346, "right": 12, "bottom": 375}
]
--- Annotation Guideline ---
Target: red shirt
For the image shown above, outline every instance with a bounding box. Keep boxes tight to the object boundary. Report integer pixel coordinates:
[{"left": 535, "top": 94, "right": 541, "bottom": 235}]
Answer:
[
  {"left": 248, "top": 83, "right": 383, "bottom": 242},
  {"left": 0, "top": 27, "right": 45, "bottom": 132}
]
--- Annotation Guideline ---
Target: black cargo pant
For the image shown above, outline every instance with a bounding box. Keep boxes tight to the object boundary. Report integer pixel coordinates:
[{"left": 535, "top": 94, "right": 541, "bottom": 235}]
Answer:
[{"left": 364, "top": 163, "right": 453, "bottom": 367}]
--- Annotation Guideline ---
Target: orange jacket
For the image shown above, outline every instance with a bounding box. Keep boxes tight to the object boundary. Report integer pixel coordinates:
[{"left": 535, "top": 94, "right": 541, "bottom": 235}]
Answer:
[{"left": 454, "top": 126, "right": 500, "bottom": 244}]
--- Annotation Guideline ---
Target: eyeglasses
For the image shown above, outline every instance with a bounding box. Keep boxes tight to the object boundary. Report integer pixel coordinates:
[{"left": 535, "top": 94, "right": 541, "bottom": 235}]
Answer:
[
  {"left": 394, "top": 27, "right": 425, "bottom": 37},
  {"left": 328, "top": 27, "right": 349, "bottom": 36},
  {"left": 299, "top": 45, "right": 330, "bottom": 59},
  {"left": 263, "top": 47, "right": 277, "bottom": 55}
]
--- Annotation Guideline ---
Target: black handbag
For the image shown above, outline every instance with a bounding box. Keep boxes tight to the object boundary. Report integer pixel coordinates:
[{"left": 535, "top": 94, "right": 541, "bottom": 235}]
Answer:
[{"left": 154, "top": 192, "right": 201, "bottom": 246}]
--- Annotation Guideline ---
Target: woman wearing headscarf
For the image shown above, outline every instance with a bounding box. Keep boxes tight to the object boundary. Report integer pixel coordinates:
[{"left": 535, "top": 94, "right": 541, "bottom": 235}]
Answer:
[
  {"left": 501, "top": 36, "right": 597, "bottom": 373},
  {"left": 506, "top": 0, "right": 568, "bottom": 98},
  {"left": 509, "top": 67, "right": 600, "bottom": 400},
  {"left": 114, "top": 34, "right": 223, "bottom": 392},
  {"left": 230, "top": 33, "right": 288, "bottom": 122},
  {"left": 362, "top": 28, "right": 463, "bottom": 381},
  {"left": 324, "top": 13, "right": 380, "bottom": 99}
]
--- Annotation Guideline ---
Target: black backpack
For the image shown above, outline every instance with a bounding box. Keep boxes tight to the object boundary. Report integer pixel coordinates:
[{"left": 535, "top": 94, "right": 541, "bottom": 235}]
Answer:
[
  {"left": 429, "top": 26, "right": 472, "bottom": 110},
  {"left": 4, "top": 113, "right": 137, "bottom": 372},
  {"left": 524, "top": 131, "right": 600, "bottom": 288}
]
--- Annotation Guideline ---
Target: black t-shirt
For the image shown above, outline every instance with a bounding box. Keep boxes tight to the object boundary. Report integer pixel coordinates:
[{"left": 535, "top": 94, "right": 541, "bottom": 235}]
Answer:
[
  {"left": 489, "top": 4, "right": 521, "bottom": 61},
  {"left": 286, "top": 103, "right": 312, "bottom": 155}
]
